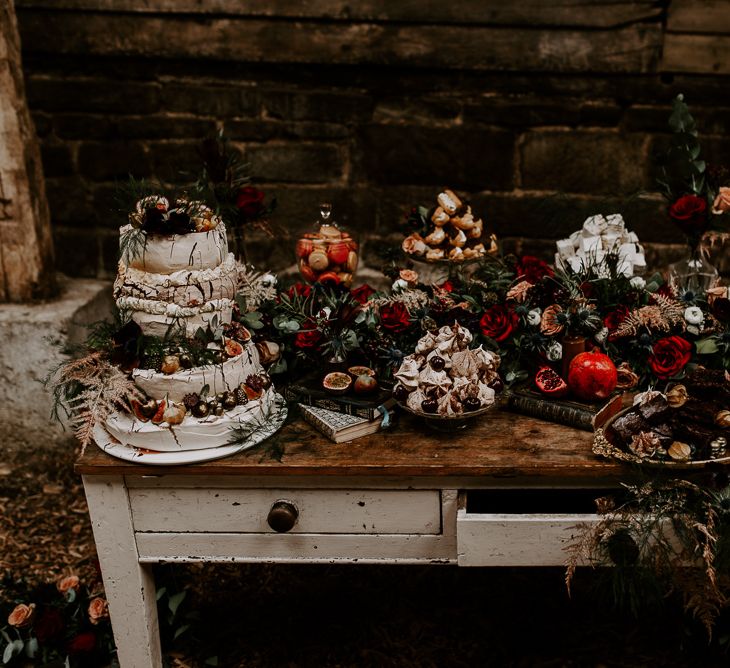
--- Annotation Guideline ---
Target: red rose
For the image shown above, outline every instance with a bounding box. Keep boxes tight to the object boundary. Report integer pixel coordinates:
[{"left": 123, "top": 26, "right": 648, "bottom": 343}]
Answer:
[
  {"left": 294, "top": 326, "right": 322, "bottom": 350},
  {"left": 236, "top": 186, "right": 265, "bottom": 218},
  {"left": 516, "top": 256, "right": 553, "bottom": 283},
  {"left": 438, "top": 280, "right": 455, "bottom": 293},
  {"left": 351, "top": 284, "right": 375, "bottom": 304},
  {"left": 669, "top": 195, "right": 708, "bottom": 237},
  {"left": 34, "top": 608, "right": 64, "bottom": 643},
  {"left": 68, "top": 632, "right": 96, "bottom": 654},
  {"left": 603, "top": 306, "right": 630, "bottom": 331},
  {"left": 479, "top": 305, "right": 518, "bottom": 343},
  {"left": 379, "top": 302, "right": 411, "bottom": 332},
  {"left": 648, "top": 336, "right": 692, "bottom": 379},
  {"left": 287, "top": 283, "right": 311, "bottom": 299}
]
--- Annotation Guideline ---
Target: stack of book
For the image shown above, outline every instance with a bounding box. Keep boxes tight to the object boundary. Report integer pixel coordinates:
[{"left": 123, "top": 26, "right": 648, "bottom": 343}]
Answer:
[{"left": 285, "top": 377, "right": 395, "bottom": 443}]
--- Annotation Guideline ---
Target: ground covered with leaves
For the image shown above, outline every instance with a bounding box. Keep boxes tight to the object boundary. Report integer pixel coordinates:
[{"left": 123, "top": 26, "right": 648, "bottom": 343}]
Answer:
[{"left": 2, "top": 445, "right": 730, "bottom": 667}]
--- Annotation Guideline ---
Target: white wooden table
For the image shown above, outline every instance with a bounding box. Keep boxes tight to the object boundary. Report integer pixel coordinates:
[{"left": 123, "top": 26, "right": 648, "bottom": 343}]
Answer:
[{"left": 79, "top": 411, "right": 631, "bottom": 667}]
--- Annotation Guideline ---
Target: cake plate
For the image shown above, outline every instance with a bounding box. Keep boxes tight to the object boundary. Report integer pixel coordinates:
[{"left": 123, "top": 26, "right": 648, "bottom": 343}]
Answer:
[
  {"left": 593, "top": 406, "right": 730, "bottom": 469},
  {"left": 93, "top": 394, "right": 288, "bottom": 466}
]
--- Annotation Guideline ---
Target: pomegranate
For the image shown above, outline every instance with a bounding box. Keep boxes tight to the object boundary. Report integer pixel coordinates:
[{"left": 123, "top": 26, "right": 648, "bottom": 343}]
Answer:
[
  {"left": 353, "top": 374, "right": 378, "bottom": 395},
  {"left": 567, "top": 351, "right": 618, "bottom": 401},
  {"left": 535, "top": 367, "right": 569, "bottom": 398}
]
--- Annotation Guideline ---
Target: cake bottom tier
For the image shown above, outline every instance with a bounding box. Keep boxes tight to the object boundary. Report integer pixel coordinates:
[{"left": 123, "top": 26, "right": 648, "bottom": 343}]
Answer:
[{"left": 105, "top": 389, "right": 278, "bottom": 452}]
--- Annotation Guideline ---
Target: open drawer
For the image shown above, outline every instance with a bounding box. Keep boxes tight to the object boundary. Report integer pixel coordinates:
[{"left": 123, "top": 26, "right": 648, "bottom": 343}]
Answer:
[{"left": 456, "top": 489, "right": 608, "bottom": 566}]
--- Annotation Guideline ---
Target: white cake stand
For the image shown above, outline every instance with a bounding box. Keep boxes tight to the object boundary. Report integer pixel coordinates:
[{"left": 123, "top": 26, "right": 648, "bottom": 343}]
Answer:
[{"left": 92, "top": 394, "right": 288, "bottom": 466}]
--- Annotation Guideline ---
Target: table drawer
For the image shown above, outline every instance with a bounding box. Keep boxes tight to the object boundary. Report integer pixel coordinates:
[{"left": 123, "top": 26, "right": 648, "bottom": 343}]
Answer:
[
  {"left": 129, "top": 488, "right": 442, "bottom": 535},
  {"left": 456, "top": 489, "right": 603, "bottom": 566}
]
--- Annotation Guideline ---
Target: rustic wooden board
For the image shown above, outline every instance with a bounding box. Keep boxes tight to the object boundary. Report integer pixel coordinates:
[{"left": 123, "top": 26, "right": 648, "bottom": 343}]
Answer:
[
  {"left": 662, "top": 33, "right": 730, "bottom": 74},
  {"left": 77, "top": 411, "right": 630, "bottom": 478},
  {"left": 15, "top": 0, "right": 663, "bottom": 29},
  {"left": 667, "top": 0, "right": 730, "bottom": 34},
  {"left": 16, "top": 10, "right": 662, "bottom": 73},
  {"left": 129, "top": 487, "right": 442, "bottom": 534}
]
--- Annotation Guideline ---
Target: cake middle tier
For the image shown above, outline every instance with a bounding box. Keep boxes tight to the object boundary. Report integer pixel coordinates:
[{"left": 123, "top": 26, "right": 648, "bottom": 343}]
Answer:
[
  {"left": 114, "top": 252, "right": 238, "bottom": 305},
  {"left": 132, "top": 341, "right": 262, "bottom": 401},
  {"left": 117, "top": 296, "right": 233, "bottom": 337}
]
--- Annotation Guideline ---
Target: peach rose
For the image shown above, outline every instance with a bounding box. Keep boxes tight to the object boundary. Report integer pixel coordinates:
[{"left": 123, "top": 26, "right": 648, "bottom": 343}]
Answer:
[
  {"left": 712, "top": 187, "right": 730, "bottom": 214},
  {"left": 402, "top": 234, "right": 426, "bottom": 256},
  {"left": 506, "top": 281, "right": 532, "bottom": 303},
  {"left": 57, "top": 574, "right": 80, "bottom": 594},
  {"left": 707, "top": 286, "right": 729, "bottom": 304},
  {"left": 88, "top": 598, "right": 109, "bottom": 625},
  {"left": 399, "top": 269, "right": 419, "bottom": 285},
  {"left": 8, "top": 603, "right": 35, "bottom": 628}
]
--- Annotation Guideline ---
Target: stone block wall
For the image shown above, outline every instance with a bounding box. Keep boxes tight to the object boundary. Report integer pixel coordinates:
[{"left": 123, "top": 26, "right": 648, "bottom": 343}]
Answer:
[{"left": 15, "top": 0, "right": 730, "bottom": 277}]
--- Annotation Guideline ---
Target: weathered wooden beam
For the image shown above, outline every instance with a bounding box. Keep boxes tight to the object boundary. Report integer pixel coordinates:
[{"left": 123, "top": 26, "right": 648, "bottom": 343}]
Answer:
[
  {"left": 662, "top": 33, "right": 730, "bottom": 74},
  {"left": 667, "top": 0, "right": 730, "bottom": 35},
  {"left": 0, "top": 1, "right": 55, "bottom": 301},
  {"left": 15, "top": 0, "right": 665, "bottom": 29},
  {"left": 17, "top": 10, "right": 663, "bottom": 73}
]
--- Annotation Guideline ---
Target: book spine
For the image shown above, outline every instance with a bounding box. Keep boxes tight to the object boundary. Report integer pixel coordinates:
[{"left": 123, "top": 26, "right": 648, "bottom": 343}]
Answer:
[
  {"left": 299, "top": 407, "right": 337, "bottom": 442},
  {"left": 503, "top": 393, "right": 593, "bottom": 431},
  {"left": 284, "top": 387, "right": 377, "bottom": 420}
]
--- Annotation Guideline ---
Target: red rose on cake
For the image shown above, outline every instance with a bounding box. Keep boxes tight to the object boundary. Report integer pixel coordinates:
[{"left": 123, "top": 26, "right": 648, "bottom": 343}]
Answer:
[{"left": 236, "top": 186, "right": 266, "bottom": 218}]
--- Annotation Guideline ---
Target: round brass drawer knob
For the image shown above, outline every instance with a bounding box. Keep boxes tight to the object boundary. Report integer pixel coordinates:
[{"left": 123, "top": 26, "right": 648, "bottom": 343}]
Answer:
[{"left": 267, "top": 501, "right": 298, "bottom": 533}]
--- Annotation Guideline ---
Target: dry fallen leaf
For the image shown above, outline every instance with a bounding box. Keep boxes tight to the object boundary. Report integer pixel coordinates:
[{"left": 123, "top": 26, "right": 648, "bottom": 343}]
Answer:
[{"left": 42, "top": 483, "right": 64, "bottom": 495}]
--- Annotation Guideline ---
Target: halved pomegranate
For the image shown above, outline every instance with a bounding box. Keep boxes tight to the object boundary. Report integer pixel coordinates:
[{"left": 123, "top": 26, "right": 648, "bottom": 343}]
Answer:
[{"left": 535, "top": 366, "right": 569, "bottom": 398}]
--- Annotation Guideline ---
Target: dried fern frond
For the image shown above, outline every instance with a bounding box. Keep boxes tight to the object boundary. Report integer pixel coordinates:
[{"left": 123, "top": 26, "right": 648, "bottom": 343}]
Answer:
[
  {"left": 374, "top": 289, "right": 432, "bottom": 311},
  {"left": 236, "top": 264, "right": 277, "bottom": 312},
  {"left": 46, "top": 351, "right": 142, "bottom": 451},
  {"left": 613, "top": 293, "right": 686, "bottom": 338}
]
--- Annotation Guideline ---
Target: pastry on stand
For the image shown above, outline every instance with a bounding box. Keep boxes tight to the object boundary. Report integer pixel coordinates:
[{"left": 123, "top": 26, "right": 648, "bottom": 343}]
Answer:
[{"left": 401, "top": 189, "right": 498, "bottom": 284}]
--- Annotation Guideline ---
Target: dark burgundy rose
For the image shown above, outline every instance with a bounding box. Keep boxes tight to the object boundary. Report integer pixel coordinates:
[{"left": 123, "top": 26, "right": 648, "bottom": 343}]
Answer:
[
  {"left": 479, "top": 305, "right": 518, "bottom": 343},
  {"left": 648, "top": 336, "right": 692, "bottom": 380},
  {"left": 516, "top": 256, "right": 554, "bottom": 283},
  {"left": 603, "top": 305, "right": 630, "bottom": 331},
  {"left": 68, "top": 632, "right": 96, "bottom": 654},
  {"left": 294, "top": 325, "right": 322, "bottom": 350},
  {"left": 236, "top": 186, "right": 266, "bottom": 218},
  {"left": 34, "top": 608, "right": 64, "bottom": 643},
  {"left": 711, "top": 297, "right": 730, "bottom": 322},
  {"left": 379, "top": 302, "right": 412, "bottom": 332},
  {"left": 669, "top": 194, "right": 708, "bottom": 237},
  {"left": 351, "top": 284, "right": 376, "bottom": 304},
  {"left": 287, "top": 283, "right": 312, "bottom": 299}
]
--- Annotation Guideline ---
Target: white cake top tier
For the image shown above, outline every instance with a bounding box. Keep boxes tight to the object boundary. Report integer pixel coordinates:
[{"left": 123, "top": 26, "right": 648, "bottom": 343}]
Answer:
[{"left": 120, "top": 223, "right": 229, "bottom": 274}]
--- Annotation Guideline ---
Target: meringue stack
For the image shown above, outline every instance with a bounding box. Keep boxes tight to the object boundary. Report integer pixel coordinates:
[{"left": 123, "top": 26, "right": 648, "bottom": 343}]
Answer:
[
  {"left": 554, "top": 214, "right": 645, "bottom": 278},
  {"left": 393, "top": 323, "right": 501, "bottom": 417}
]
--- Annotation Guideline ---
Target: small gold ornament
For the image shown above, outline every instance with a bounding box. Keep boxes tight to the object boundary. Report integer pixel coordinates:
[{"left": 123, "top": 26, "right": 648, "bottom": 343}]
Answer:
[{"left": 666, "top": 384, "right": 688, "bottom": 408}]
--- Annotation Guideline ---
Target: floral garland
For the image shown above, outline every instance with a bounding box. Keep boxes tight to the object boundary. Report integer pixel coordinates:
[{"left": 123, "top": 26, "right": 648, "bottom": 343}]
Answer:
[{"left": 239, "top": 250, "right": 728, "bottom": 392}]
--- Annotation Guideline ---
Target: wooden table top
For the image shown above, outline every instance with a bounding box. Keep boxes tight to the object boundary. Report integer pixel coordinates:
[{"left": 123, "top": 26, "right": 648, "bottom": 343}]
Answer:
[{"left": 76, "top": 409, "right": 633, "bottom": 479}]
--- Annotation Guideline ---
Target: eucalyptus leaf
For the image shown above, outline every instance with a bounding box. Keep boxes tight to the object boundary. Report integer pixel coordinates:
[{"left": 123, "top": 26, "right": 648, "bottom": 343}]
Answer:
[
  {"left": 169, "top": 591, "right": 187, "bottom": 616},
  {"left": 173, "top": 624, "right": 190, "bottom": 640},
  {"left": 205, "top": 657, "right": 219, "bottom": 666},
  {"left": 24, "top": 638, "right": 38, "bottom": 659},
  {"left": 156, "top": 587, "right": 167, "bottom": 601},
  {"left": 695, "top": 338, "right": 719, "bottom": 355}
]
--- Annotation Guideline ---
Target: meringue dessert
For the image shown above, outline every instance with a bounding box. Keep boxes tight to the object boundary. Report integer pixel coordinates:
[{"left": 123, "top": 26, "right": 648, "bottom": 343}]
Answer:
[{"left": 393, "top": 323, "right": 501, "bottom": 417}]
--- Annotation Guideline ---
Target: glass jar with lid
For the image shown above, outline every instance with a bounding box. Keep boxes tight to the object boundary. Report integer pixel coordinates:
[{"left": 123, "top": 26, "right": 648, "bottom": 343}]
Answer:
[{"left": 295, "top": 203, "right": 358, "bottom": 287}]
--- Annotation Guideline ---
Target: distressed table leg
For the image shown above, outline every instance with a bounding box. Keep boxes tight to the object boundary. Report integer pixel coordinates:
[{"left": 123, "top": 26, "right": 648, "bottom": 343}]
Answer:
[{"left": 83, "top": 475, "right": 162, "bottom": 668}]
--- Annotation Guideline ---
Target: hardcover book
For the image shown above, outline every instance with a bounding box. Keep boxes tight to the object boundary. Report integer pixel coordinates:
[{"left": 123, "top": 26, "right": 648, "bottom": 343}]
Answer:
[
  {"left": 298, "top": 404, "right": 393, "bottom": 443},
  {"left": 501, "top": 385, "right": 623, "bottom": 431},
  {"left": 284, "top": 376, "right": 393, "bottom": 420}
]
